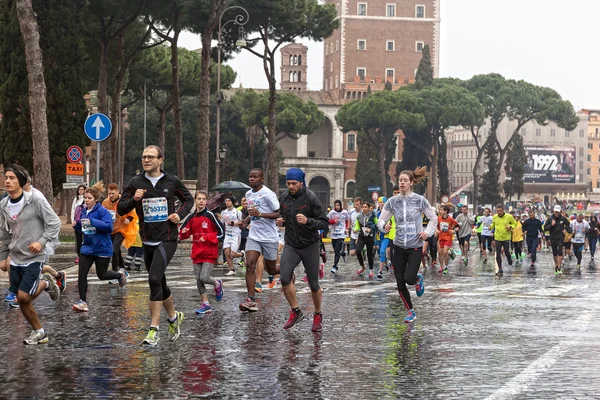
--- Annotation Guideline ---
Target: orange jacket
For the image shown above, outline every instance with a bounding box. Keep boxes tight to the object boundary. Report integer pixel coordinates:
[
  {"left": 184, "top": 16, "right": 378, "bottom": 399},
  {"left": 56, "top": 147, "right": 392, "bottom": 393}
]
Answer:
[{"left": 102, "top": 197, "right": 138, "bottom": 249}]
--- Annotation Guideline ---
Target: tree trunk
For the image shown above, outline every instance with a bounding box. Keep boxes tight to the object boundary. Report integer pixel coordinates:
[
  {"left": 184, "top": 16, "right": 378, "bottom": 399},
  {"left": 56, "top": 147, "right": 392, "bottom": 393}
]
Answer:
[
  {"left": 157, "top": 108, "right": 166, "bottom": 152},
  {"left": 379, "top": 138, "right": 388, "bottom": 197},
  {"left": 197, "top": 32, "right": 212, "bottom": 190},
  {"left": 119, "top": 107, "right": 126, "bottom": 186},
  {"left": 266, "top": 67, "right": 278, "bottom": 191},
  {"left": 430, "top": 133, "right": 439, "bottom": 202},
  {"left": 16, "top": 0, "right": 53, "bottom": 202},
  {"left": 97, "top": 41, "right": 109, "bottom": 113},
  {"left": 170, "top": 12, "right": 184, "bottom": 179}
]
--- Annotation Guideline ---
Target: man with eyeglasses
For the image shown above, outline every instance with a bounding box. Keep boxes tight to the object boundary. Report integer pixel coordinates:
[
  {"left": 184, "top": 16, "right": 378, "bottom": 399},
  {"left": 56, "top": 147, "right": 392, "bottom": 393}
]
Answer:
[{"left": 118, "top": 145, "right": 194, "bottom": 346}]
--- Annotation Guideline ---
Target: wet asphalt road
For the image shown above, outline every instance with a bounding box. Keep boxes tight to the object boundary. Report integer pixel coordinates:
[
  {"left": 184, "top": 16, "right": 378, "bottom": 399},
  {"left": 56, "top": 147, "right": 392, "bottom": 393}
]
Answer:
[{"left": 2, "top": 245, "right": 600, "bottom": 399}]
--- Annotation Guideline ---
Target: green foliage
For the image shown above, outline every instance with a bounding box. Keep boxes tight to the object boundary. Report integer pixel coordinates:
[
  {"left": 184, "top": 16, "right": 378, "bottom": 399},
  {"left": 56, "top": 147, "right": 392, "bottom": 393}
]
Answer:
[
  {"left": 503, "top": 132, "right": 526, "bottom": 201},
  {"left": 0, "top": 0, "right": 88, "bottom": 195},
  {"left": 354, "top": 130, "right": 381, "bottom": 201},
  {"left": 478, "top": 141, "right": 502, "bottom": 206},
  {"left": 415, "top": 45, "right": 433, "bottom": 90}
]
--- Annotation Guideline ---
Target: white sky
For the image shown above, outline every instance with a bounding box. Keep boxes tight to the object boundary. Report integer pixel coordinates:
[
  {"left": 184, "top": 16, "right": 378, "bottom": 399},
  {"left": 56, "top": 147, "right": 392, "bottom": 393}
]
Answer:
[{"left": 179, "top": 0, "right": 600, "bottom": 109}]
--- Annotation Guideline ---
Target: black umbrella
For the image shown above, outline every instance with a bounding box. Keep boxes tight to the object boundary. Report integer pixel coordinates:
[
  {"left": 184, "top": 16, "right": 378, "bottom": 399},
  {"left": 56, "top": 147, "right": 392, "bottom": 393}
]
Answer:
[{"left": 211, "top": 180, "right": 251, "bottom": 191}]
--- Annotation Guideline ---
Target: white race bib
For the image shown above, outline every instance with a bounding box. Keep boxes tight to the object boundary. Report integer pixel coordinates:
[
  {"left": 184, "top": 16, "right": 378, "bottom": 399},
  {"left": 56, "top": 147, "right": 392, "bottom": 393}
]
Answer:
[
  {"left": 142, "top": 197, "right": 168, "bottom": 222},
  {"left": 440, "top": 222, "right": 449, "bottom": 232},
  {"left": 109, "top": 210, "right": 116, "bottom": 222},
  {"left": 81, "top": 218, "right": 96, "bottom": 235},
  {"left": 398, "top": 221, "right": 416, "bottom": 236}
]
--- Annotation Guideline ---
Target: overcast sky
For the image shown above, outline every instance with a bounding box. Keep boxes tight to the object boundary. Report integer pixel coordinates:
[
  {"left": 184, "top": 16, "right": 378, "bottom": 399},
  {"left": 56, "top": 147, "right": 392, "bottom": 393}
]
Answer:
[{"left": 179, "top": 0, "right": 599, "bottom": 109}]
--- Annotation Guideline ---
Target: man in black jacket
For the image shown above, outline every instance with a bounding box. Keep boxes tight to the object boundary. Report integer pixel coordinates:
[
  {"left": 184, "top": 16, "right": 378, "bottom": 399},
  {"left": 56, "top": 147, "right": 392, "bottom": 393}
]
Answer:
[
  {"left": 543, "top": 205, "right": 572, "bottom": 274},
  {"left": 522, "top": 211, "right": 544, "bottom": 267},
  {"left": 276, "top": 168, "right": 329, "bottom": 332},
  {"left": 118, "top": 145, "right": 193, "bottom": 345}
]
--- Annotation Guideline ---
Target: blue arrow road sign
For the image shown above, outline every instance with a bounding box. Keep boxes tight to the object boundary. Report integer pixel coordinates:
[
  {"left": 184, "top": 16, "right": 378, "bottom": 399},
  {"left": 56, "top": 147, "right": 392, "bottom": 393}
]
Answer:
[
  {"left": 368, "top": 186, "right": 382, "bottom": 192},
  {"left": 84, "top": 113, "right": 112, "bottom": 142}
]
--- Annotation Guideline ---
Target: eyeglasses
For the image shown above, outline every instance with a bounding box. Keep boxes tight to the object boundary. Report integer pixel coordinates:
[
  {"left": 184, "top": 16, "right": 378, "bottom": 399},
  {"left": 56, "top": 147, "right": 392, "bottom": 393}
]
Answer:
[{"left": 141, "top": 155, "right": 159, "bottom": 161}]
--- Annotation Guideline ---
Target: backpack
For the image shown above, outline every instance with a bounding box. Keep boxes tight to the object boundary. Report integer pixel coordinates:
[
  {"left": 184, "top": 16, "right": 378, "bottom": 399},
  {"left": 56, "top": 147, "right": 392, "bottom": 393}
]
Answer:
[{"left": 74, "top": 204, "right": 83, "bottom": 223}]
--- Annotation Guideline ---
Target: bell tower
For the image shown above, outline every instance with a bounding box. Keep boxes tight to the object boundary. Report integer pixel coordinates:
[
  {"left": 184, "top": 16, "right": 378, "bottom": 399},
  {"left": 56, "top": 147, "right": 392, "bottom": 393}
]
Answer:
[{"left": 280, "top": 43, "right": 308, "bottom": 91}]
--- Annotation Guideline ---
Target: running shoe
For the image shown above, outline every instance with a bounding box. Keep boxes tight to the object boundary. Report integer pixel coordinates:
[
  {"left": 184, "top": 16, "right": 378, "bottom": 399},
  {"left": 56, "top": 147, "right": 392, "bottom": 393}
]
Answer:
[
  {"left": 312, "top": 312, "right": 323, "bottom": 332},
  {"left": 237, "top": 260, "right": 245, "bottom": 268},
  {"left": 226, "top": 270, "right": 236, "bottom": 276},
  {"left": 483, "top": 258, "right": 488, "bottom": 264},
  {"left": 267, "top": 275, "right": 277, "bottom": 289},
  {"left": 415, "top": 273, "right": 425, "bottom": 297},
  {"left": 386, "top": 260, "right": 391, "bottom": 272},
  {"left": 320, "top": 250, "right": 327, "bottom": 264},
  {"left": 75, "top": 257, "right": 79, "bottom": 264},
  {"left": 42, "top": 274, "right": 60, "bottom": 301},
  {"left": 254, "top": 282, "right": 263, "bottom": 293},
  {"left": 443, "top": 266, "right": 448, "bottom": 275},
  {"left": 368, "top": 271, "right": 374, "bottom": 279},
  {"left": 134, "top": 265, "right": 144, "bottom": 272},
  {"left": 438, "top": 266, "right": 444, "bottom": 273},
  {"left": 24, "top": 330, "right": 48, "bottom": 345},
  {"left": 356, "top": 267, "right": 365, "bottom": 277},
  {"left": 301, "top": 276, "right": 308, "bottom": 283},
  {"left": 530, "top": 262, "right": 535, "bottom": 268},
  {"left": 4, "top": 291, "right": 16, "bottom": 302},
  {"left": 431, "top": 260, "right": 437, "bottom": 268},
  {"left": 108, "top": 279, "right": 119, "bottom": 285},
  {"left": 569, "top": 254, "right": 573, "bottom": 261},
  {"left": 55, "top": 271, "right": 67, "bottom": 293},
  {"left": 283, "top": 308, "right": 304, "bottom": 330},
  {"left": 592, "top": 256, "right": 595, "bottom": 261},
  {"left": 195, "top": 303, "right": 212, "bottom": 315},
  {"left": 143, "top": 328, "right": 160, "bottom": 346},
  {"left": 72, "top": 300, "right": 89, "bottom": 312},
  {"left": 449, "top": 250, "right": 456, "bottom": 260},
  {"left": 330, "top": 266, "right": 338, "bottom": 274},
  {"left": 496, "top": 268, "right": 504, "bottom": 276},
  {"left": 168, "top": 311, "right": 184, "bottom": 341},
  {"left": 319, "top": 263, "right": 325, "bottom": 279},
  {"left": 376, "top": 272, "right": 383, "bottom": 280},
  {"left": 239, "top": 298, "right": 258, "bottom": 312},
  {"left": 342, "top": 251, "right": 348, "bottom": 263},
  {"left": 9, "top": 300, "right": 19, "bottom": 308},
  {"left": 577, "top": 264, "right": 581, "bottom": 269},
  {"left": 403, "top": 309, "right": 416, "bottom": 323},
  {"left": 214, "top": 279, "right": 224, "bottom": 301},
  {"left": 118, "top": 269, "right": 128, "bottom": 288}
]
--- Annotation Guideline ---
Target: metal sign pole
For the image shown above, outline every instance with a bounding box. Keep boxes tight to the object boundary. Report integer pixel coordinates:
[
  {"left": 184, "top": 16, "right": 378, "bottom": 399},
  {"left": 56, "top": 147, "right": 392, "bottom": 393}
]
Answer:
[{"left": 96, "top": 142, "right": 101, "bottom": 183}]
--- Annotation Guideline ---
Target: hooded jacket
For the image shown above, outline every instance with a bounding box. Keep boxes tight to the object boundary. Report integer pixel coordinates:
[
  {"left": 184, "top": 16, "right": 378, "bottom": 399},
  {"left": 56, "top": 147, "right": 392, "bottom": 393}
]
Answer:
[
  {"left": 543, "top": 213, "right": 572, "bottom": 241},
  {"left": 279, "top": 186, "right": 329, "bottom": 248},
  {"left": 75, "top": 202, "right": 114, "bottom": 257},
  {"left": 179, "top": 208, "right": 224, "bottom": 263},
  {"left": 102, "top": 196, "right": 139, "bottom": 248}
]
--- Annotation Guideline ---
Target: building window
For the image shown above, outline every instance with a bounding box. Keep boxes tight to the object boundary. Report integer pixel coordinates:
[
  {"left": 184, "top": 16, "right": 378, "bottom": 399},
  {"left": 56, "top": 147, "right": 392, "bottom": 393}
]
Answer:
[
  {"left": 588, "top": 154, "right": 591, "bottom": 162},
  {"left": 386, "top": 40, "right": 395, "bottom": 51},
  {"left": 521, "top": 128, "right": 526, "bottom": 137},
  {"left": 536, "top": 128, "right": 541, "bottom": 137},
  {"left": 598, "top": 142, "right": 600, "bottom": 150},
  {"left": 357, "top": 68, "right": 366, "bottom": 81},
  {"left": 357, "top": 39, "right": 366, "bottom": 50},
  {"left": 330, "top": 43, "right": 333, "bottom": 54},
  {"left": 415, "top": 5, "right": 425, "bottom": 18},
  {"left": 336, "top": 40, "right": 339, "bottom": 51},
  {"left": 335, "top": 76, "right": 339, "bottom": 88},
  {"left": 386, "top": 4, "right": 396, "bottom": 17},
  {"left": 325, "top": 79, "right": 328, "bottom": 91},
  {"left": 565, "top": 130, "right": 570, "bottom": 138},
  {"left": 346, "top": 181, "right": 356, "bottom": 198},
  {"left": 358, "top": 3, "right": 367, "bottom": 16},
  {"left": 385, "top": 68, "right": 395, "bottom": 83},
  {"left": 416, "top": 41, "right": 424, "bottom": 52},
  {"left": 551, "top": 129, "right": 556, "bottom": 137},
  {"left": 325, "top": 45, "right": 328, "bottom": 56},
  {"left": 330, "top": 62, "right": 333, "bottom": 72},
  {"left": 580, "top": 129, "right": 585, "bottom": 138},
  {"left": 329, "top": 77, "right": 332, "bottom": 90},
  {"left": 589, "top": 168, "right": 592, "bottom": 176},
  {"left": 580, "top": 147, "right": 584, "bottom": 157},
  {"left": 347, "top": 133, "right": 356, "bottom": 152}
]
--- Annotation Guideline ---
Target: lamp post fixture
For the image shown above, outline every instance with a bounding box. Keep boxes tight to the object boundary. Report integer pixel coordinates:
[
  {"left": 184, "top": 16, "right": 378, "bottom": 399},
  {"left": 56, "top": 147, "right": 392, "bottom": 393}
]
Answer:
[{"left": 215, "top": 6, "right": 249, "bottom": 186}]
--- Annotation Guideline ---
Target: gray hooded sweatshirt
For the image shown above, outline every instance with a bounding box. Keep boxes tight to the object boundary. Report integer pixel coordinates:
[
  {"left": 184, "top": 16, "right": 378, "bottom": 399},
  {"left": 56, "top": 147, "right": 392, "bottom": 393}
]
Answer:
[
  {"left": 377, "top": 192, "right": 437, "bottom": 249},
  {"left": 0, "top": 189, "right": 61, "bottom": 265}
]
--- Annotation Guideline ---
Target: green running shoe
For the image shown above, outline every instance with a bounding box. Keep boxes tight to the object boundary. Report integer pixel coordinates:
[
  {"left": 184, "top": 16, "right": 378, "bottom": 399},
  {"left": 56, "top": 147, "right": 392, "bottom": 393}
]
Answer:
[
  {"left": 168, "top": 311, "right": 184, "bottom": 341},
  {"left": 143, "top": 328, "right": 160, "bottom": 346}
]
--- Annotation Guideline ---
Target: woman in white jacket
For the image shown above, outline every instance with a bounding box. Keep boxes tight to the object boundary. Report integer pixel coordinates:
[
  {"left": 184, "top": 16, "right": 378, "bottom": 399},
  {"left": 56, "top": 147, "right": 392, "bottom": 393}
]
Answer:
[{"left": 71, "top": 184, "right": 86, "bottom": 263}]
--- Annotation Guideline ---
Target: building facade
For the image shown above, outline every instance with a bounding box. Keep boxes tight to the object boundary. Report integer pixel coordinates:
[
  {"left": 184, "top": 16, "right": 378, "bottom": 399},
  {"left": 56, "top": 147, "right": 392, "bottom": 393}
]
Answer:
[
  {"left": 323, "top": 0, "right": 440, "bottom": 99},
  {"left": 280, "top": 43, "right": 308, "bottom": 91}
]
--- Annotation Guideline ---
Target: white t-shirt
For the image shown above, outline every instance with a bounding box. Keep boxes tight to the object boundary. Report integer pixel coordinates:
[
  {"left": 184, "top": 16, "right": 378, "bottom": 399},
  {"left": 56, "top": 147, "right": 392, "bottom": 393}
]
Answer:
[
  {"left": 480, "top": 215, "right": 493, "bottom": 237},
  {"left": 7, "top": 197, "right": 24, "bottom": 220},
  {"left": 221, "top": 207, "right": 242, "bottom": 236},
  {"left": 145, "top": 172, "right": 165, "bottom": 187},
  {"left": 349, "top": 209, "right": 360, "bottom": 240},
  {"left": 328, "top": 209, "right": 349, "bottom": 239},
  {"left": 245, "top": 186, "right": 280, "bottom": 243},
  {"left": 570, "top": 220, "right": 590, "bottom": 243}
]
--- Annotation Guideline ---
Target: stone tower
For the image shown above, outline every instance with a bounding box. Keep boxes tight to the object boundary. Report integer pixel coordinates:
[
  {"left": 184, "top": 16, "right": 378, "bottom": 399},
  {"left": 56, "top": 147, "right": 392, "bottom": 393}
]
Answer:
[{"left": 280, "top": 43, "right": 308, "bottom": 91}]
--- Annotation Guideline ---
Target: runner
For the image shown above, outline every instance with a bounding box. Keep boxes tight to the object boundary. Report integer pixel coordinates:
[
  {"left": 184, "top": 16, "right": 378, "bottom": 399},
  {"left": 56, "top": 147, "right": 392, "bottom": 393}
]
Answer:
[
  {"left": 570, "top": 213, "right": 590, "bottom": 269},
  {"left": 348, "top": 197, "right": 362, "bottom": 260},
  {"left": 103, "top": 183, "right": 138, "bottom": 277},
  {"left": 511, "top": 214, "right": 525, "bottom": 265},
  {"left": 422, "top": 211, "right": 438, "bottom": 269},
  {"left": 123, "top": 221, "right": 144, "bottom": 271},
  {"left": 221, "top": 196, "right": 244, "bottom": 276},
  {"left": 455, "top": 204, "right": 474, "bottom": 265},
  {"left": 490, "top": 204, "right": 516, "bottom": 275},
  {"left": 73, "top": 184, "right": 128, "bottom": 312},
  {"left": 479, "top": 208, "right": 494, "bottom": 264},
  {"left": 118, "top": 145, "right": 193, "bottom": 345},
  {"left": 543, "top": 205, "right": 571, "bottom": 275},
  {"left": 71, "top": 184, "right": 86, "bottom": 263},
  {"left": 377, "top": 167, "right": 437, "bottom": 323},
  {"left": 377, "top": 197, "right": 394, "bottom": 280},
  {"left": 179, "top": 190, "right": 224, "bottom": 314},
  {"left": 276, "top": 168, "right": 329, "bottom": 331},
  {"left": 436, "top": 204, "right": 459, "bottom": 274},
  {"left": 0, "top": 165, "right": 61, "bottom": 344},
  {"left": 588, "top": 215, "right": 599, "bottom": 261},
  {"left": 354, "top": 202, "right": 377, "bottom": 278},
  {"left": 522, "top": 211, "right": 543, "bottom": 267},
  {"left": 327, "top": 200, "right": 349, "bottom": 273},
  {"left": 475, "top": 207, "right": 484, "bottom": 256},
  {"left": 239, "top": 169, "right": 281, "bottom": 312}
]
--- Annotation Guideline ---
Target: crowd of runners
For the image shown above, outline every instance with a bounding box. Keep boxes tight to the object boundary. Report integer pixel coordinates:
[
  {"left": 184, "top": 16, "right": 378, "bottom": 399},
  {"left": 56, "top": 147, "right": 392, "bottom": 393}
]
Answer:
[{"left": 1, "top": 144, "right": 595, "bottom": 346}]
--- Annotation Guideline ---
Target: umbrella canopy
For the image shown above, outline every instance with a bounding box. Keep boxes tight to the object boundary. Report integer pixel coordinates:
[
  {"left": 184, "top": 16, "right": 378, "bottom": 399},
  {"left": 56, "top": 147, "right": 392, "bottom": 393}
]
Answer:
[{"left": 211, "top": 180, "right": 251, "bottom": 191}]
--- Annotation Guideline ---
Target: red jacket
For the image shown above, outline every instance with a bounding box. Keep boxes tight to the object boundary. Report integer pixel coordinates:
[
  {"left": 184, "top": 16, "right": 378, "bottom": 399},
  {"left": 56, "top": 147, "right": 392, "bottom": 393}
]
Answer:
[{"left": 179, "top": 208, "right": 224, "bottom": 264}]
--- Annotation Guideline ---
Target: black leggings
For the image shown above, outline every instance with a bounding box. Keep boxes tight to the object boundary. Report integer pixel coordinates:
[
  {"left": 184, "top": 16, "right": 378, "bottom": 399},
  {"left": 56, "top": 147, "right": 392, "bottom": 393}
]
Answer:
[
  {"left": 331, "top": 238, "right": 345, "bottom": 267},
  {"left": 111, "top": 233, "right": 125, "bottom": 271},
  {"left": 356, "top": 235, "right": 374, "bottom": 269},
  {"left": 426, "top": 235, "right": 437, "bottom": 261},
  {"left": 75, "top": 229, "right": 83, "bottom": 256},
  {"left": 495, "top": 240, "right": 511, "bottom": 268},
  {"left": 78, "top": 254, "right": 121, "bottom": 302},
  {"left": 573, "top": 242, "right": 584, "bottom": 264},
  {"left": 551, "top": 240, "right": 564, "bottom": 257},
  {"left": 513, "top": 241, "right": 523, "bottom": 260},
  {"left": 392, "top": 245, "right": 421, "bottom": 311},
  {"left": 144, "top": 241, "right": 177, "bottom": 302},
  {"left": 280, "top": 241, "right": 320, "bottom": 292}
]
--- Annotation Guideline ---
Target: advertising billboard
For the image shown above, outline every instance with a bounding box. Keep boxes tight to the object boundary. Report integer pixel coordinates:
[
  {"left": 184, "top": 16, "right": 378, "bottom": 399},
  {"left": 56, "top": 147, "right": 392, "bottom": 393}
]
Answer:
[{"left": 523, "top": 146, "right": 576, "bottom": 183}]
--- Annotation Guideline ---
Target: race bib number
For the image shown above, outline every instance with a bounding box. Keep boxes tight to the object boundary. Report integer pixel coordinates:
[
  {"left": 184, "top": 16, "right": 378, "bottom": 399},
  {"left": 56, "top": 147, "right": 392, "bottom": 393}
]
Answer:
[
  {"left": 398, "top": 222, "right": 416, "bottom": 236},
  {"left": 142, "top": 197, "right": 168, "bottom": 222},
  {"left": 440, "top": 222, "right": 449, "bottom": 232},
  {"left": 108, "top": 210, "right": 116, "bottom": 222},
  {"left": 81, "top": 218, "right": 96, "bottom": 235}
]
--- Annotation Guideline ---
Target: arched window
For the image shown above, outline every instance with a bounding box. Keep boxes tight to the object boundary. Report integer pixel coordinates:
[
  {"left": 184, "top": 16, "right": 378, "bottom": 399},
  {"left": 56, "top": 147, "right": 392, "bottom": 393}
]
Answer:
[
  {"left": 298, "top": 55, "right": 302, "bottom": 65},
  {"left": 293, "top": 55, "right": 297, "bottom": 65},
  {"left": 289, "top": 55, "right": 293, "bottom": 65},
  {"left": 289, "top": 72, "right": 293, "bottom": 82},
  {"left": 346, "top": 181, "right": 356, "bottom": 198}
]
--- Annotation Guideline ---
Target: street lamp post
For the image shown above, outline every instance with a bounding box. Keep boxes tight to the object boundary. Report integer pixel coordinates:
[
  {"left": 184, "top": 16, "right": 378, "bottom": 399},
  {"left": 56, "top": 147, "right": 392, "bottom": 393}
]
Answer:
[{"left": 215, "top": 6, "right": 249, "bottom": 187}]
